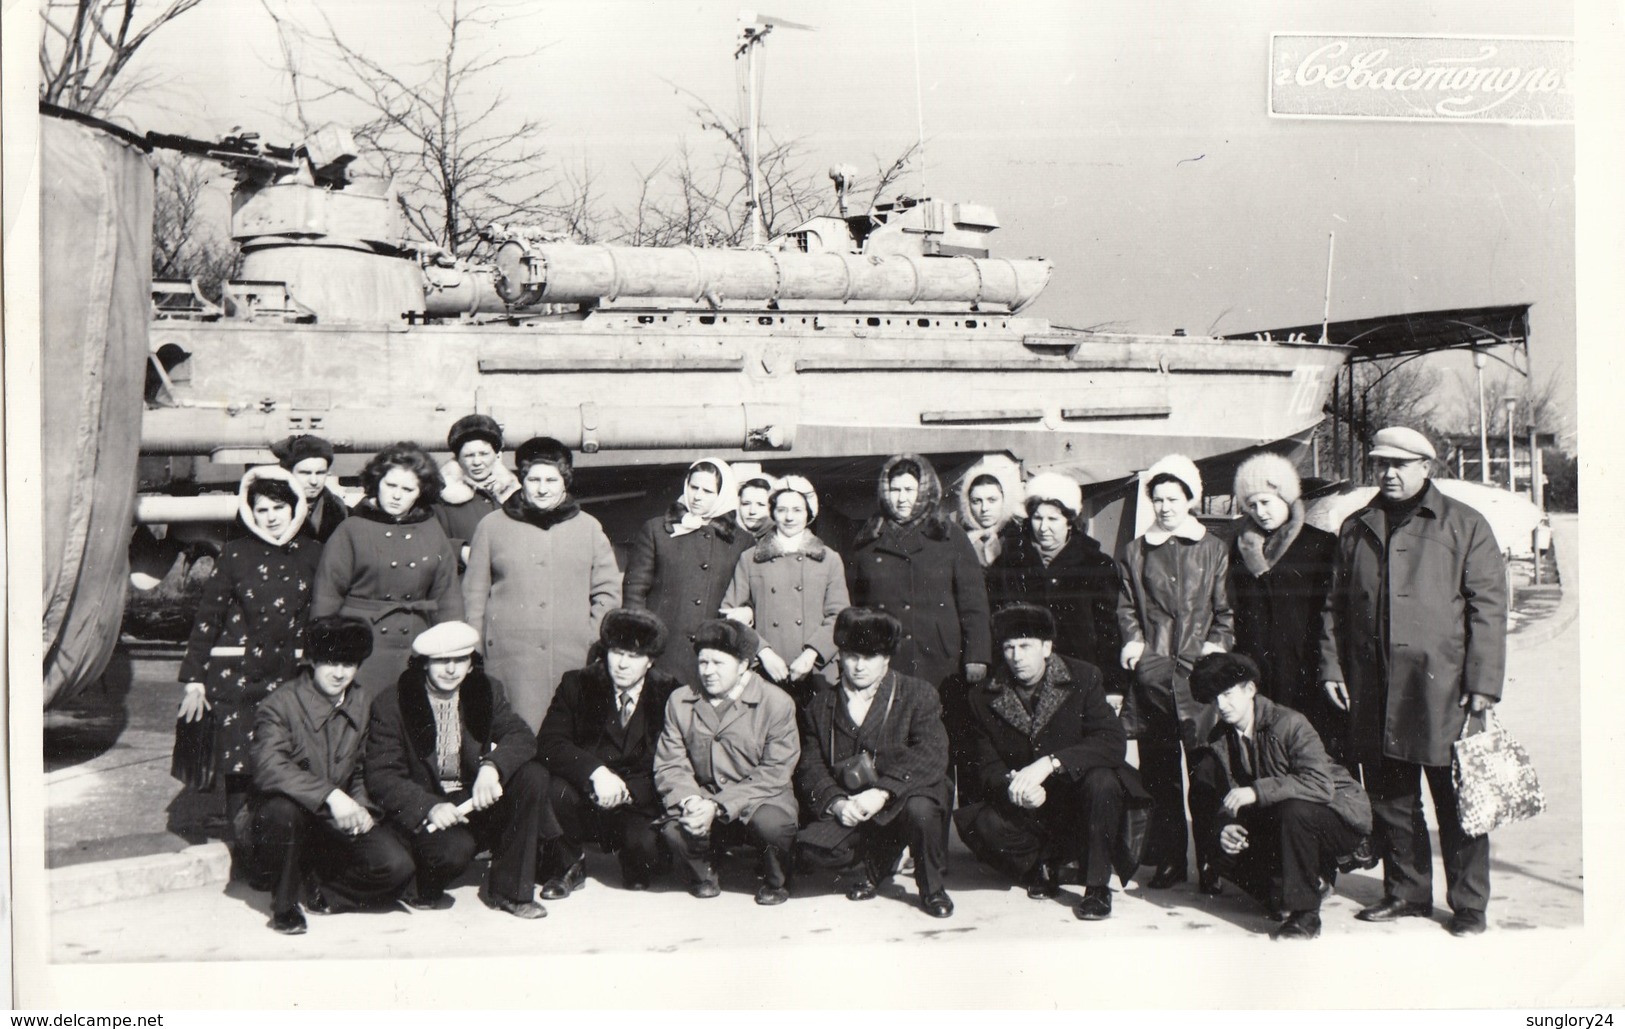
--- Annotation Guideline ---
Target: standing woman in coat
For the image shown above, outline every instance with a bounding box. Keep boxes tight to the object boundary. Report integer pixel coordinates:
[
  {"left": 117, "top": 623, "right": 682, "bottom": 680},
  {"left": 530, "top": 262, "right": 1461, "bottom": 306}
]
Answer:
[
  {"left": 177, "top": 465, "right": 321, "bottom": 846},
  {"left": 1114, "top": 454, "right": 1234, "bottom": 890},
  {"left": 720, "top": 475, "right": 850, "bottom": 702},
  {"left": 847, "top": 454, "right": 992, "bottom": 692},
  {"left": 463, "top": 437, "right": 623, "bottom": 731},
  {"left": 1226, "top": 454, "right": 1340, "bottom": 757},
  {"left": 987, "top": 472, "right": 1124, "bottom": 693},
  {"left": 312, "top": 443, "right": 464, "bottom": 693},
  {"left": 624, "top": 457, "right": 753, "bottom": 683}
]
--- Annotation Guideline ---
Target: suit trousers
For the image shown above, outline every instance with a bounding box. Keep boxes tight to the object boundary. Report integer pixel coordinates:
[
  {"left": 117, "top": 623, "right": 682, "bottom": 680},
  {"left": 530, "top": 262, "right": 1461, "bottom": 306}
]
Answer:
[
  {"left": 957, "top": 766, "right": 1125, "bottom": 887},
  {"left": 541, "top": 772, "right": 664, "bottom": 881},
  {"left": 661, "top": 805, "right": 797, "bottom": 890},
  {"left": 405, "top": 761, "right": 549, "bottom": 905},
  {"left": 799, "top": 795, "right": 949, "bottom": 896},
  {"left": 1210, "top": 798, "right": 1363, "bottom": 912},
  {"left": 1364, "top": 753, "right": 1490, "bottom": 914},
  {"left": 249, "top": 794, "right": 414, "bottom": 916}
]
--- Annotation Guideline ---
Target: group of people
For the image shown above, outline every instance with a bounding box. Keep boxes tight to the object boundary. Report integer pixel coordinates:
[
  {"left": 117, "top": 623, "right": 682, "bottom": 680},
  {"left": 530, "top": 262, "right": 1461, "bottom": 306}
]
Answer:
[{"left": 176, "top": 416, "right": 1507, "bottom": 940}]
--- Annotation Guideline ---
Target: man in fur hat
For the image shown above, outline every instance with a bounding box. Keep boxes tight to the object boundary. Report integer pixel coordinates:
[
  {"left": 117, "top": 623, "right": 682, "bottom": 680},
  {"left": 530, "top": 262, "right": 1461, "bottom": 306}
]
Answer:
[
  {"left": 956, "top": 603, "right": 1150, "bottom": 922},
  {"left": 248, "top": 615, "right": 414, "bottom": 935},
  {"left": 654, "top": 618, "right": 800, "bottom": 905},
  {"left": 1187, "top": 652, "right": 1375, "bottom": 940},
  {"left": 535, "top": 609, "right": 681, "bottom": 895},
  {"left": 795, "top": 608, "right": 955, "bottom": 918}
]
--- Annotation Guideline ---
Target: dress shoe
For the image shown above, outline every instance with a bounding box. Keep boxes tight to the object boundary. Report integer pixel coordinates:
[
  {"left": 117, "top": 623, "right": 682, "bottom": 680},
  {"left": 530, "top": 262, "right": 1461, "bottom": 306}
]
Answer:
[
  {"left": 755, "top": 884, "right": 790, "bottom": 906},
  {"left": 1355, "top": 897, "right": 1433, "bottom": 922},
  {"left": 1336, "top": 835, "right": 1380, "bottom": 873},
  {"left": 689, "top": 880, "right": 722, "bottom": 899},
  {"left": 270, "top": 908, "right": 307, "bottom": 935},
  {"left": 624, "top": 876, "right": 651, "bottom": 892},
  {"left": 1271, "top": 910, "right": 1322, "bottom": 940},
  {"left": 406, "top": 891, "right": 454, "bottom": 911},
  {"left": 1198, "top": 866, "right": 1225, "bottom": 896},
  {"left": 304, "top": 886, "right": 334, "bottom": 915},
  {"left": 1073, "top": 887, "right": 1112, "bottom": 921},
  {"left": 921, "top": 890, "right": 955, "bottom": 919},
  {"left": 485, "top": 893, "right": 548, "bottom": 919},
  {"left": 1146, "top": 861, "right": 1187, "bottom": 890},
  {"left": 540, "top": 859, "right": 587, "bottom": 900},
  {"left": 1447, "top": 910, "right": 1488, "bottom": 936},
  {"left": 1025, "top": 861, "right": 1060, "bottom": 899},
  {"left": 845, "top": 877, "right": 878, "bottom": 901}
]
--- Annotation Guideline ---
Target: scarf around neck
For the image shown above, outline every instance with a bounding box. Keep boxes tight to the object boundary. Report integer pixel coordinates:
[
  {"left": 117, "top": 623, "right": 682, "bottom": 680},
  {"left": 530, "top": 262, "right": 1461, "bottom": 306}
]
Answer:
[{"left": 1235, "top": 498, "right": 1305, "bottom": 578}]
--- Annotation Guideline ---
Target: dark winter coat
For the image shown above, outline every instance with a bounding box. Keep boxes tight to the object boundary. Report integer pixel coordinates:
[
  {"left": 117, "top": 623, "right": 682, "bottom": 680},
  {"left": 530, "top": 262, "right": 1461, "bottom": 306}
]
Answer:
[
  {"left": 535, "top": 661, "right": 681, "bottom": 810},
  {"left": 958, "top": 654, "right": 1149, "bottom": 814},
  {"left": 1196, "top": 695, "right": 1372, "bottom": 833},
  {"left": 795, "top": 670, "right": 951, "bottom": 827},
  {"left": 1319, "top": 481, "right": 1507, "bottom": 767},
  {"left": 302, "top": 489, "right": 351, "bottom": 545},
  {"left": 623, "top": 504, "right": 753, "bottom": 682},
  {"left": 181, "top": 489, "right": 321, "bottom": 777},
  {"left": 988, "top": 531, "right": 1124, "bottom": 692},
  {"left": 250, "top": 672, "right": 373, "bottom": 823},
  {"left": 1228, "top": 520, "right": 1337, "bottom": 711},
  {"left": 311, "top": 501, "right": 464, "bottom": 694},
  {"left": 363, "top": 664, "right": 537, "bottom": 832}
]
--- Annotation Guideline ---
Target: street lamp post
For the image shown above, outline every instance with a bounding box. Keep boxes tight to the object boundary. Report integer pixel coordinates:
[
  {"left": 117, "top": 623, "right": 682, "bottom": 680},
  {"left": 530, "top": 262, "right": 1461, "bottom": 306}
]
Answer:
[
  {"left": 1474, "top": 351, "right": 1490, "bottom": 484},
  {"left": 1505, "top": 396, "right": 1519, "bottom": 492}
]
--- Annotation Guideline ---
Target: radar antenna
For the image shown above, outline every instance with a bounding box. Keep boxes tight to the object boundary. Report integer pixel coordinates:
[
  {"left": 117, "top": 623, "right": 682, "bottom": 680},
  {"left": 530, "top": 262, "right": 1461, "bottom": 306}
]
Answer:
[{"left": 735, "top": 10, "right": 814, "bottom": 246}]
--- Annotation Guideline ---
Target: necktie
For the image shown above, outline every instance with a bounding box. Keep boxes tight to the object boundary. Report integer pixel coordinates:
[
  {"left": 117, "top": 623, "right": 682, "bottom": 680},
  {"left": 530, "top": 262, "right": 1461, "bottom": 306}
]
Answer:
[{"left": 618, "top": 693, "right": 636, "bottom": 727}]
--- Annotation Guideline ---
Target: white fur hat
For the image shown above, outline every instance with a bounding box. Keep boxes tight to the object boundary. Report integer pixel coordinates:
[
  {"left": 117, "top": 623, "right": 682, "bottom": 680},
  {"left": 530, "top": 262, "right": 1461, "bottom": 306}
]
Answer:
[
  {"left": 1232, "top": 453, "right": 1302, "bottom": 506},
  {"left": 1144, "top": 454, "right": 1203, "bottom": 506},
  {"left": 1024, "top": 471, "right": 1084, "bottom": 517}
]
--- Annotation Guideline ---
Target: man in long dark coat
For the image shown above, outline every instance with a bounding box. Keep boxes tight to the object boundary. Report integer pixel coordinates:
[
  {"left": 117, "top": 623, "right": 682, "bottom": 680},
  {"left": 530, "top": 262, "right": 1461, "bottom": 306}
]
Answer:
[
  {"left": 955, "top": 603, "right": 1149, "bottom": 922},
  {"left": 535, "top": 609, "right": 680, "bottom": 895},
  {"left": 796, "top": 608, "right": 955, "bottom": 918},
  {"left": 1319, "top": 426, "right": 1507, "bottom": 936}
]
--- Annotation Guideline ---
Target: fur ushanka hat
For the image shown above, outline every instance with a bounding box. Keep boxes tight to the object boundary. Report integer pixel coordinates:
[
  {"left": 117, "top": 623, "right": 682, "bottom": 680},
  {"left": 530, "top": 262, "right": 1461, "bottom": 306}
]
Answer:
[
  {"left": 832, "top": 607, "right": 903, "bottom": 658},
  {"left": 600, "top": 608, "right": 668, "bottom": 657},
  {"left": 306, "top": 615, "right": 375, "bottom": 666}
]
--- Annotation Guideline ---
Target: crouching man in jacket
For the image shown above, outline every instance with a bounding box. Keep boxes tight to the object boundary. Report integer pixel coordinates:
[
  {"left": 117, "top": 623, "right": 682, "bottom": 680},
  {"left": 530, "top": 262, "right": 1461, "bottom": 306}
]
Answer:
[
  {"left": 955, "top": 603, "right": 1150, "bottom": 922},
  {"left": 248, "top": 616, "right": 415, "bottom": 935},
  {"left": 535, "top": 609, "right": 681, "bottom": 896},
  {"left": 654, "top": 618, "right": 800, "bottom": 905},
  {"left": 364, "top": 621, "right": 550, "bottom": 919},
  {"left": 1188, "top": 652, "right": 1375, "bottom": 940},
  {"left": 796, "top": 608, "right": 955, "bottom": 919}
]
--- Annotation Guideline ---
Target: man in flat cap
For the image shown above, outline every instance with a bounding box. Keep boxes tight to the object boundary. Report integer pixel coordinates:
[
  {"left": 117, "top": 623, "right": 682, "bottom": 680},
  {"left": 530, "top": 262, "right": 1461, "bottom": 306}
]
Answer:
[
  {"left": 248, "top": 615, "right": 414, "bottom": 934},
  {"left": 535, "top": 609, "right": 681, "bottom": 896},
  {"left": 1319, "top": 426, "right": 1507, "bottom": 936},
  {"left": 1187, "top": 652, "right": 1375, "bottom": 940},
  {"left": 955, "top": 603, "right": 1149, "bottom": 921},
  {"left": 365, "top": 621, "right": 550, "bottom": 919},
  {"left": 432, "top": 413, "right": 519, "bottom": 567},
  {"left": 654, "top": 617, "right": 800, "bottom": 905},
  {"left": 796, "top": 607, "right": 955, "bottom": 918}
]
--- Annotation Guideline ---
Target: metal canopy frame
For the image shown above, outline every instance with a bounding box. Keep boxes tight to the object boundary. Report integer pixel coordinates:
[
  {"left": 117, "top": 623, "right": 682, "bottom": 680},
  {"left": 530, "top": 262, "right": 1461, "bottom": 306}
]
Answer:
[{"left": 1229, "top": 303, "right": 1533, "bottom": 482}]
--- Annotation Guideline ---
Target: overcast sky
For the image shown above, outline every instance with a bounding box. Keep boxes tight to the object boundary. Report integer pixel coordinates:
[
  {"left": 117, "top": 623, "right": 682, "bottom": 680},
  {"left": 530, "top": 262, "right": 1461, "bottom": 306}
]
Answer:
[{"left": 117, "top": 0, "right": 1576, "bottom": 428}]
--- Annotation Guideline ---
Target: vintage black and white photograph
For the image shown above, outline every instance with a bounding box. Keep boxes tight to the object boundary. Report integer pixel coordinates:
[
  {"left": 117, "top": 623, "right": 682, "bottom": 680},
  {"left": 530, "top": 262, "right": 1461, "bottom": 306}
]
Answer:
[{"left": 7, "top": 0, "right": 1619, "bottom": 1011}]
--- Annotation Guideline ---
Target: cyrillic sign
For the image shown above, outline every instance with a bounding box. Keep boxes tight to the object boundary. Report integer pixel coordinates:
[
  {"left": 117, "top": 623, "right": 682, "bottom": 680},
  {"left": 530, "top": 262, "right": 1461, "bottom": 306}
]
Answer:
[{"left": 1270, "top": 34, "right": 1573, "bottom": 124}]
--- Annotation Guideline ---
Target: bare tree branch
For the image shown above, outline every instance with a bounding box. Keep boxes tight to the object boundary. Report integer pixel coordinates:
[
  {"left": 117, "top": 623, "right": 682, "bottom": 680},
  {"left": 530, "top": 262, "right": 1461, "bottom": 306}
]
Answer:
[{"left": 40, "top": 0, "right": 204, "bottom": 115}]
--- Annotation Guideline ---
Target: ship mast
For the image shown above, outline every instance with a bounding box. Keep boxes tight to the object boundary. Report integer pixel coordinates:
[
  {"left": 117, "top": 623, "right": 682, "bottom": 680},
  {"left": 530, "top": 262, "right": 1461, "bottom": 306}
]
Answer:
[{"left": 735, "top": 11, "right": 813, "bottom": 247}]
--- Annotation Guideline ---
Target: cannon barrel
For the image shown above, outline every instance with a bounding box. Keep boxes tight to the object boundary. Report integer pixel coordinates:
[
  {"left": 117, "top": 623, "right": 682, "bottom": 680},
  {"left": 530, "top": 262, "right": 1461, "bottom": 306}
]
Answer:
[{"left": 494, "top": 242, "right": 1053, "bottom": 312}]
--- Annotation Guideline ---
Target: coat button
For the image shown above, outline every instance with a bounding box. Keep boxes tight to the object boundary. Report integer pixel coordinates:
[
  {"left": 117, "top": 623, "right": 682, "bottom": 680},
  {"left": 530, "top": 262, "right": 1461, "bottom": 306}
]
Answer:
[
  {"left": 405, "top": 534, "right": 412, "bottom": 540},
  {"left": 795, "top": 619, "right": 803, "bottom": 625},
  {"left": 795, "top": 585, "right": 803, "bottom": 592},
  {"left": 694, "top": 598, "right": 702, "bottom": 605},
  {"left": 391, "top": 561, "right": 399, "bottom": 567},
  {"left": 702, "top": 563, "right": 710, "bottom": 570},
  {"left": 385, "top": 531, "right": 393, "bottom": 537}
]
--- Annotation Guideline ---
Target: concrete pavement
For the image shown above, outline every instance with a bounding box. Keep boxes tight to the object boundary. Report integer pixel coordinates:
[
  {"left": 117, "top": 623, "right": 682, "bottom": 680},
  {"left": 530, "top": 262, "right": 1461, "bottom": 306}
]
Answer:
[{"left": 43, "top": 515, "right": 1583, "bottom": 963}]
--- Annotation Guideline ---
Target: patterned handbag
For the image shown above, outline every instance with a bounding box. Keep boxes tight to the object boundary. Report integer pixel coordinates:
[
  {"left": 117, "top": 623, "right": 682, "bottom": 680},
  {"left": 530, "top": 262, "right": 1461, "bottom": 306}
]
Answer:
[{"left": 1452, "top": 708, "right": 1546, "bottom": 837}]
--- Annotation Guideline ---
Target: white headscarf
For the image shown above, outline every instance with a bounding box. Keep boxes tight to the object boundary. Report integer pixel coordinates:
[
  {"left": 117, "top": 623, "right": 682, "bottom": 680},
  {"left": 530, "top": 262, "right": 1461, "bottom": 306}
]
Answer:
[
  {"left": 237, "top": 464, "right": 310, "bottom": 547},
  {"left": 671, "top": 457, "right": 739, "bottom": 536}
]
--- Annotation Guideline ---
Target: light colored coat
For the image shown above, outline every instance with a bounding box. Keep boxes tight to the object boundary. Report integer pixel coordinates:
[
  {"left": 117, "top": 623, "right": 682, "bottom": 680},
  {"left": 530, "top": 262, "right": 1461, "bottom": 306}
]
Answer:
[
  {"left": 654, "top": 673, "right": 799, "bottom": 823},
  {"left": 1319, "top": 481, "right": 1507, "bottom": 767},
  {"left": 720, "top": 531, "right": 849, "bottom": 664},
  {"left": 462, "top": 500, "right": 622, "bottom": 732}
]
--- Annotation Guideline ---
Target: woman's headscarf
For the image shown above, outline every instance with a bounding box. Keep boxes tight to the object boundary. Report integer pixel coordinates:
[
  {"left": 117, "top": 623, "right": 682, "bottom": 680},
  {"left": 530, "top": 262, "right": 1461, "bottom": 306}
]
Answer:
[
  {"left": 237, "top": 464, "right": 310, "bottom": 547},
  {"left": 671, "top": 457, "right": 738, "bottom": 536},
  {"left": 955, "top": 455, "right": 1025, "bottom": 534}
]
